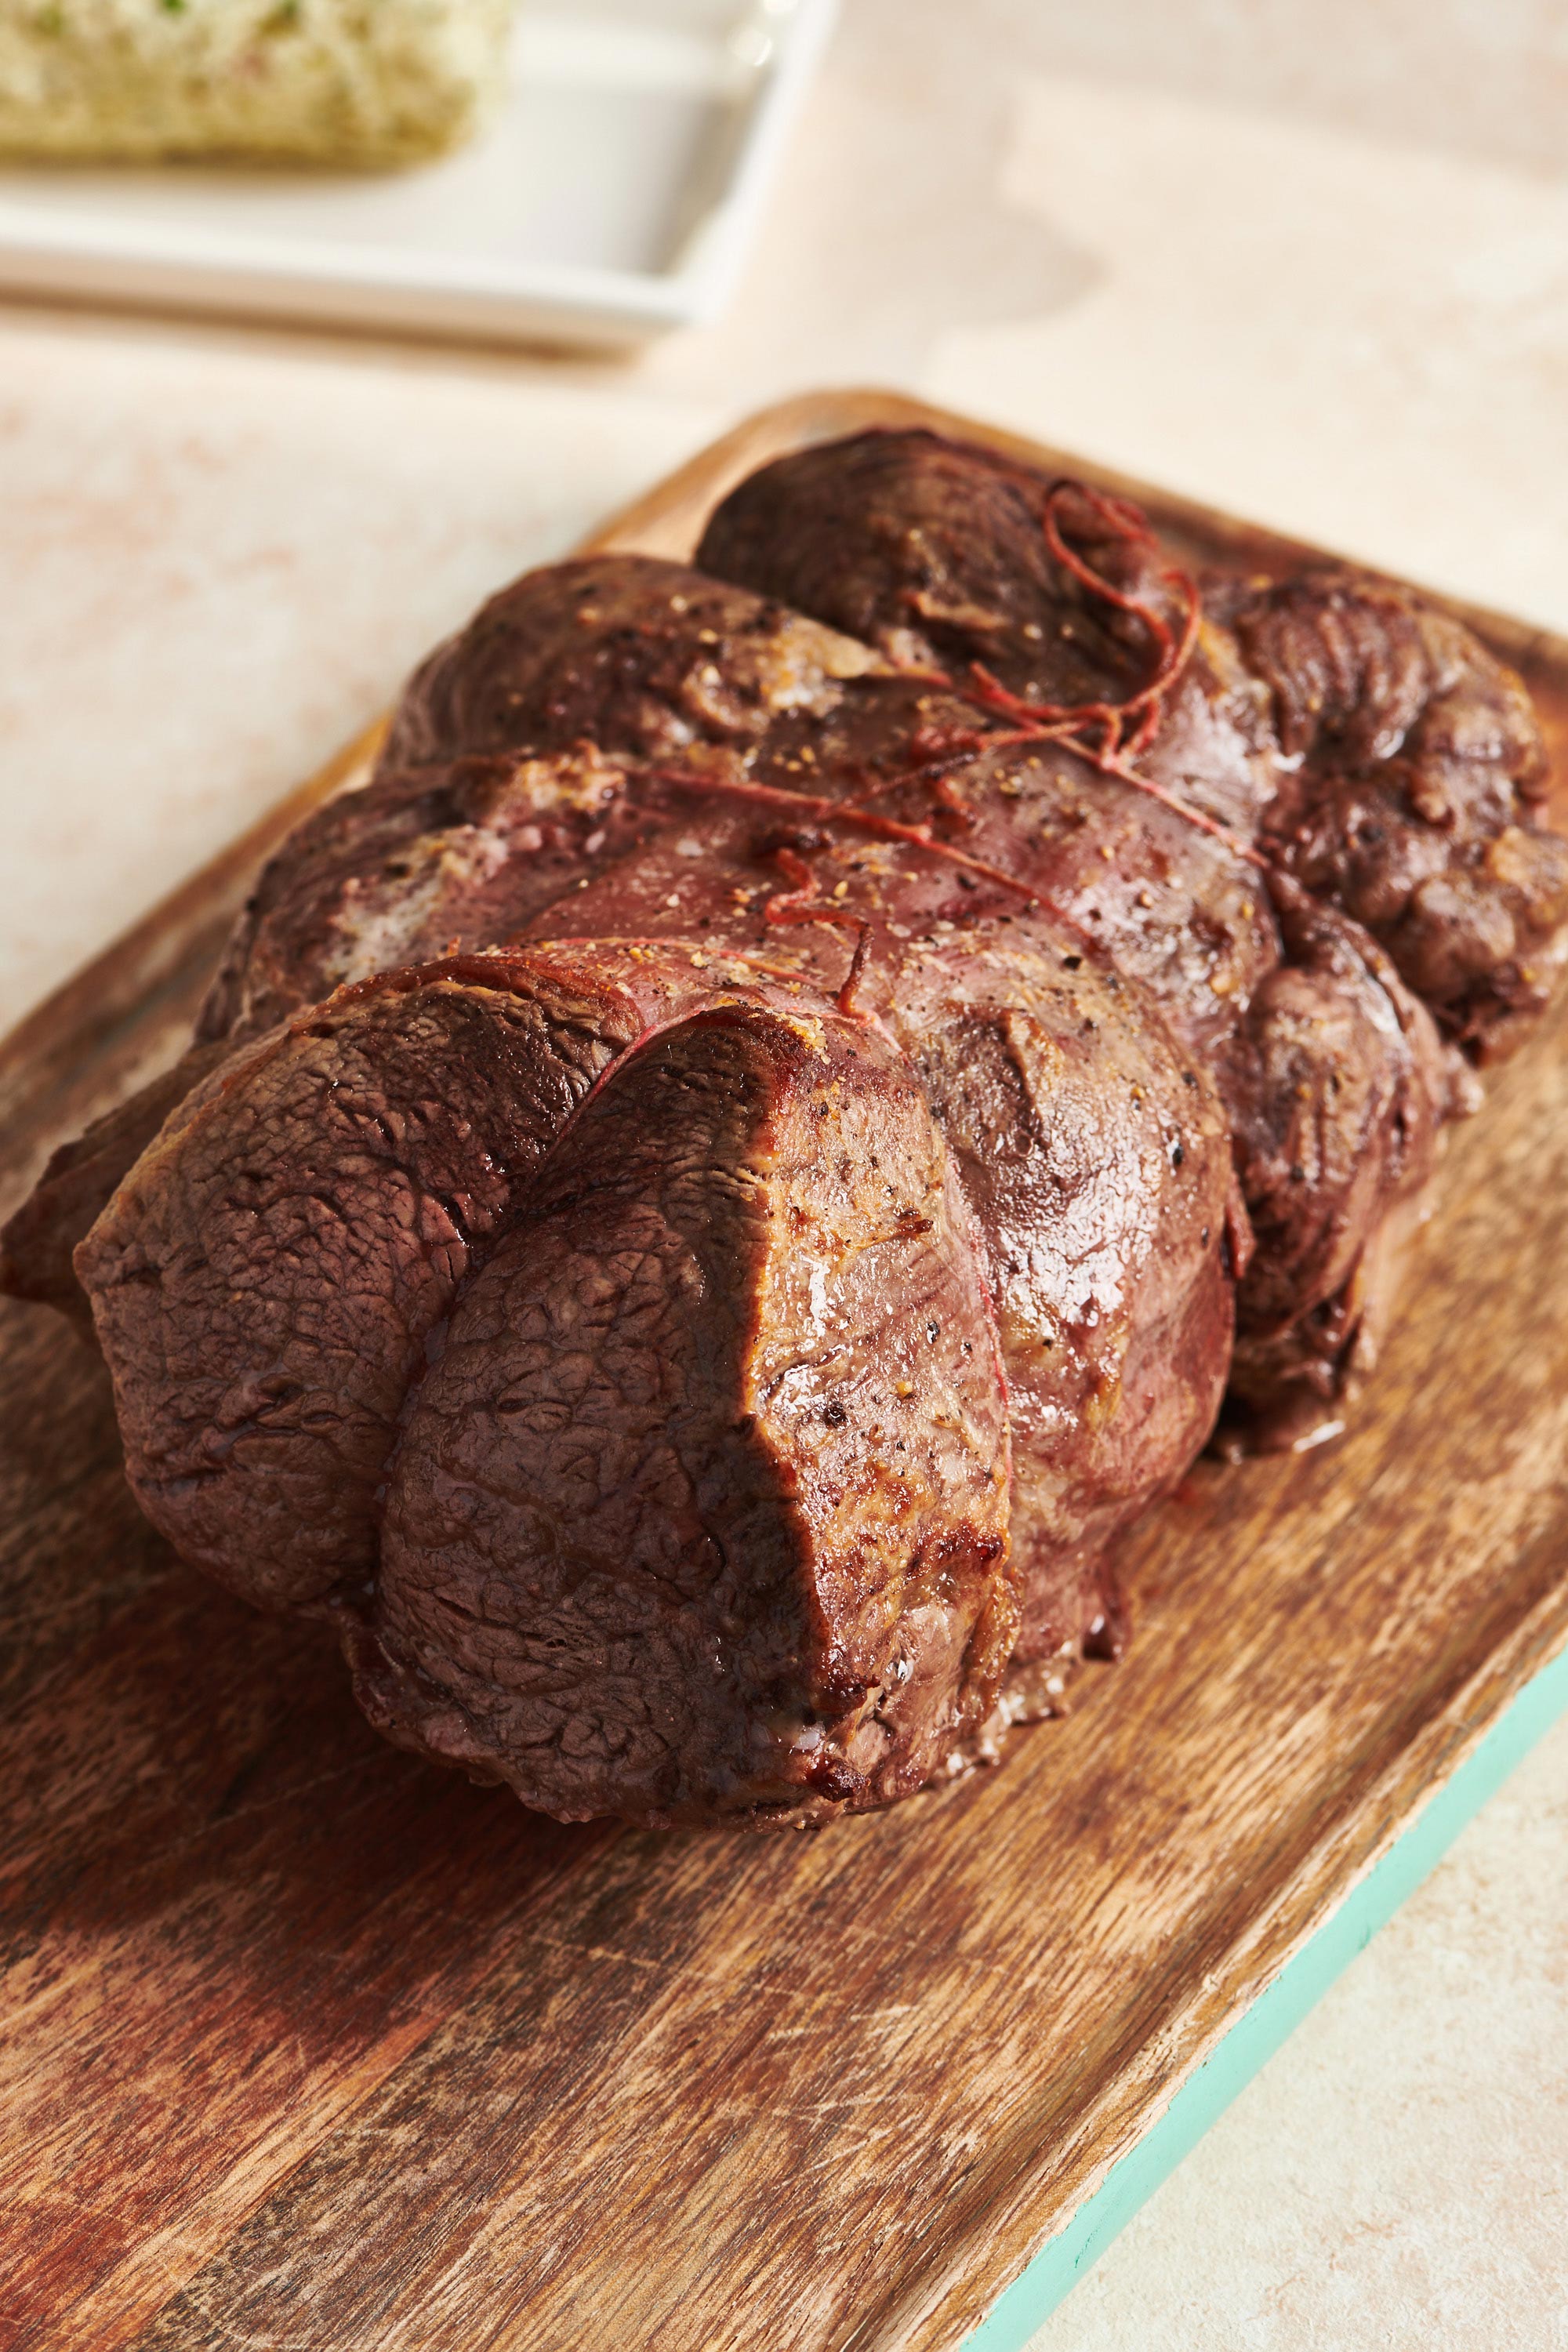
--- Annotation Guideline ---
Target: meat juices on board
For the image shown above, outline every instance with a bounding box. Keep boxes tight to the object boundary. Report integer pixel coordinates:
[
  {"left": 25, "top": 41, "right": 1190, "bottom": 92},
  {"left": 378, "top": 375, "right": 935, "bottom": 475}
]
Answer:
[{"left": 5, "top": 429, "right": 1563, "bottom": 1828}]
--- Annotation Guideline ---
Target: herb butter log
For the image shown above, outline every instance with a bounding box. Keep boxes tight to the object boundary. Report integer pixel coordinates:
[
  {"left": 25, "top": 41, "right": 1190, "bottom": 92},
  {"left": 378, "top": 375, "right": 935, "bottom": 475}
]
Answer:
[
  {"left": 0, "top": 0, "right": 514, "bottom": 165},
  {"left": 5, "top": 430, "right": 1563, "bottom": 1829}
]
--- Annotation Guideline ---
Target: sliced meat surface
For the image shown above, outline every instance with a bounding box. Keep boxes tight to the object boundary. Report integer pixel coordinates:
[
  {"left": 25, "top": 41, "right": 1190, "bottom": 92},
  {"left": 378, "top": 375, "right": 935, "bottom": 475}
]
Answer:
[
  {"left": 78, "top": 955, "right": 652, "bottom": 1613},
  {"left": 352, "top": 1001, "right": 1013, "bottom": 1826}
]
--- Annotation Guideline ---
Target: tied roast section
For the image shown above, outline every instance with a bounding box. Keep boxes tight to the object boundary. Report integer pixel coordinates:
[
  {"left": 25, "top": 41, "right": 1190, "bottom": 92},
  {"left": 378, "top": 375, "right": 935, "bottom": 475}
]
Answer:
[{"left": 5, "top": 426, "right": 1563, "bottom": 1829}]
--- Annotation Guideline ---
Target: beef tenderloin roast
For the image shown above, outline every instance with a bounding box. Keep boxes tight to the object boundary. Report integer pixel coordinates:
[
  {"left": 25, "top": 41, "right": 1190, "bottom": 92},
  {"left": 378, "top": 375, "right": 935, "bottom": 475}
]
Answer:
[{"left": 4, "top": 428, "right": 1560, "bottom": 1828}]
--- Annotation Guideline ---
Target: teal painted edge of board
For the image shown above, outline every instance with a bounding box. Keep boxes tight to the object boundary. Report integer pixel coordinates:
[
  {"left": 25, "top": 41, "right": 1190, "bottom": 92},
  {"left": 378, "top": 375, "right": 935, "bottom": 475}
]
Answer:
[{"left": 961, "top": 1637, "right": 1568, "bottom": 2352}]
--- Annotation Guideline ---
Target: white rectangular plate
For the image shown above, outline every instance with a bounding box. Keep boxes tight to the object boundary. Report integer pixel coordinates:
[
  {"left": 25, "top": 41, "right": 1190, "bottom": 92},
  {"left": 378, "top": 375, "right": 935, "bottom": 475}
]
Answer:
[{"left": 0, "top": 0, "right": 837, "bottom": 347}]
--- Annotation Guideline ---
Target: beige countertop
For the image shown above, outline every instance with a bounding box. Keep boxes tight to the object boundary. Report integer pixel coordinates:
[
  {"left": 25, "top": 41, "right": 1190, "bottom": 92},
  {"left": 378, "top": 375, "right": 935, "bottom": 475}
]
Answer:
[{"left": 2, "top": 2, "right": 1566, "bottom": 2343}]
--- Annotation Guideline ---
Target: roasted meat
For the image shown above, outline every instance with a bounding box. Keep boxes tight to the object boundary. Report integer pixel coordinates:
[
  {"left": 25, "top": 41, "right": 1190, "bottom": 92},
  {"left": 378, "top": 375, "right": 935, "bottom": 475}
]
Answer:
[
  {"left": 1215, "top": 568, "right": 1568, "bottom": 1057},
  {"left": 4, "top": 427, "right": 1559, "bottom": 1828}
]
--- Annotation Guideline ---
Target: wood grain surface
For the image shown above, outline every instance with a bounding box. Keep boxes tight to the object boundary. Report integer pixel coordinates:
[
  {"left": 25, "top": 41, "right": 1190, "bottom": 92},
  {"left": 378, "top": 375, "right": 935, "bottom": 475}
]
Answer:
[{"left": 4, "top": 390, "right": 1567, "bottom": 2352}]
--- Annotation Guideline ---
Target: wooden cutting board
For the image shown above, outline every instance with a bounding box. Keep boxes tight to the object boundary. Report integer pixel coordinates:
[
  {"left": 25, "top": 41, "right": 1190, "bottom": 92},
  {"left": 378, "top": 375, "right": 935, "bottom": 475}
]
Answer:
[{"left": 4, "top": 390, "right": 1567, "bottom": 2352}]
